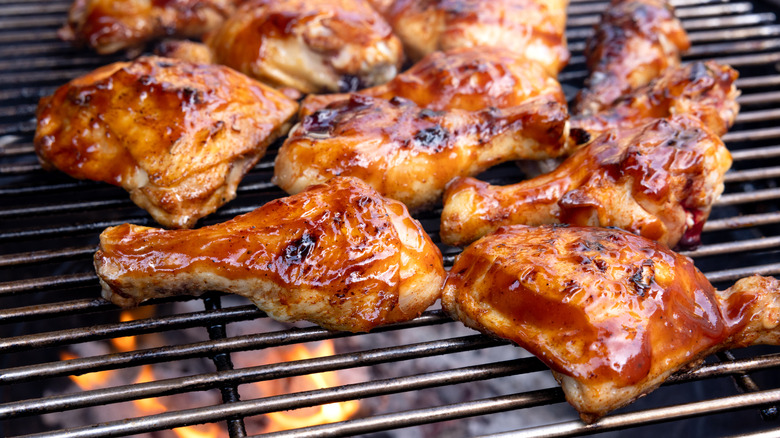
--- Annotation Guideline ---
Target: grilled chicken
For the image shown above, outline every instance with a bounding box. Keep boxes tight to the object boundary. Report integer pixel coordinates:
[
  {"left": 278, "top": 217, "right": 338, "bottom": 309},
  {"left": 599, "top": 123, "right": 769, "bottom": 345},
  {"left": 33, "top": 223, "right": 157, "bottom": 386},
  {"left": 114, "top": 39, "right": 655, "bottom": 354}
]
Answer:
[
  {"left": 160, "top": 0, "right": 403, "bottom": 94},
  {"left": 440, "top": 115, "right": 732, "bottom": 248},
  {"left": 574, "top": 0, "right": 690, "bottom": 115},
  {"left": 35, "top": 56, "right": 297, "bottom": 229},
  {"left": 572, "top": 61, "right": 740, "bottom": 143},
  {"left": 443, "top": 225, "right": 780, "bottom": 422},
  {"left": 300, "top": 47, "right": 566, "bottom": 117},
  {"left": 274, "top": 95, "right": 570, "bottom": 211},
  {"left": 374, "top": 0, "right": 570, "bottom": 75},
  {"left": 95, "top": 177, "right": 445, "bottom": 332},
  {"left": 59, "top": 0, "right": 238, "bottom": 54}
]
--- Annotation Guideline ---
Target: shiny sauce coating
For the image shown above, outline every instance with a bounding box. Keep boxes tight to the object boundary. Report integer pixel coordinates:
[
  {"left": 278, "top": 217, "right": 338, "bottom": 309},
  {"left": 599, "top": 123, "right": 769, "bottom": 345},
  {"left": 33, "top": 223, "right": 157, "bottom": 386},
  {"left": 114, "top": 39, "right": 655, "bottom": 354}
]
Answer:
[
  {"left": 95, "top": 177, "right": 445, "bottom": 331},
  {"left": 35, "top": 56, "right": 294, "bottom": 188},
  {"left": 444, "top": 225, "right": 727, "bottom": 385}
]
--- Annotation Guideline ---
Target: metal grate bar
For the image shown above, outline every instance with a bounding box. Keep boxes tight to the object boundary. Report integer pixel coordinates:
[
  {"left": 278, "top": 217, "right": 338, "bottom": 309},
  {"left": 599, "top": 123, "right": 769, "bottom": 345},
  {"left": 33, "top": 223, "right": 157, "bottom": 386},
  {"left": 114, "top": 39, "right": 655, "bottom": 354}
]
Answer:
[
  {"left": 704, "top": 262, "right": 780, "bottom": 283},
  {"left": 260, "top": 355, "right": 780, "bottom": 438},
  {"left": 202, "top": 295, "right": 248, "bottom": 438},
  {"left": 15, "top": 362, "right": 563, "bottom": 438},
  {"left": 703, "top": 211, "right": 780, "bottom": 232},
  {"left": 723, "top": 165, "right": 780, "bottom": 182},
  {"left": 0, "top": 335, "right": 506, "bottom": 419},
  {"left": 480, "top": 389, "right": 780, "bottom": 438},
  {"left": 0, "top": 298, "right": 112, "bottom": 324},
  {"left": 0, "top": 305, "right": 267, "bottom": 354},
  {"left": 681, "top": 235, "right": 780, "bottom": 258},
  {"left": 0, "top": 246, "right": 95, "bottom": 268},
  {"left": 715, "top": 187, "right": 780, "bottom": 206},
  {"left": 0, "top": 311, "right": 452, "bottom": 384},
  {"left": 0, "top": 272, "right": 96, "bottom": 297}
]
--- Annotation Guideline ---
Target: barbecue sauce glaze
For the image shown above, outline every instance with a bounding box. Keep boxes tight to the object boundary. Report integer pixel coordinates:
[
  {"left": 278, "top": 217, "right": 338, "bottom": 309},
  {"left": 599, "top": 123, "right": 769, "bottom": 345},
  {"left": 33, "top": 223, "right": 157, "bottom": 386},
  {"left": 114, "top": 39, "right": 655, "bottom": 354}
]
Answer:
[{"left": 95, "top": 177, "right": 445, "bottom": 332}]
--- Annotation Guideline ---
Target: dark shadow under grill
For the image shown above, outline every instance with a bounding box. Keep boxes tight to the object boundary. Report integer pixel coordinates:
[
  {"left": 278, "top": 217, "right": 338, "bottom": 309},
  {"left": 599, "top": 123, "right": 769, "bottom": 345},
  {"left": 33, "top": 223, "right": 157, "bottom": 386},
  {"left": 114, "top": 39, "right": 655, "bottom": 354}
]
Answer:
[{"left": 3, "top": 0, "right": 780, "bottom": 436}]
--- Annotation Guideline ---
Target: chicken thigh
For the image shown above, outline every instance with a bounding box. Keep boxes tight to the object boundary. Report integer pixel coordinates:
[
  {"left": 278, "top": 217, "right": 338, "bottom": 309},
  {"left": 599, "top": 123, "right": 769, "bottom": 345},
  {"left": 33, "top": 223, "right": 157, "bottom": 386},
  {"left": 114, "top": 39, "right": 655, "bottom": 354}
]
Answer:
[
  {"left": 35, "top": 56, "right": 298, "bottom": 229},
  {"left": 574, "top": 0, "right": 690, "bottom": 115},
  {"left": 440, "top": 115, "right": 731, "bottom": 248},
  {"left": 299, "top": 46, "right": 566, "bottom": 117},
  {"left": 161, "top": 0, "right": 403, "bottom": 94},
  {"left": 95, "top": 177, "right": 445, "bottom": 333},
  {"left": 443, "top": 225, "right": 780, "bottom": 422},
  {"left": 59, "top": 0, "right": 238, "bottom": 54},
  {"left": 375, "top": 0, "right": 569, "bottom": 75},
  {"left": 275, "top": 95, "right": 570, "bottom": 211}
]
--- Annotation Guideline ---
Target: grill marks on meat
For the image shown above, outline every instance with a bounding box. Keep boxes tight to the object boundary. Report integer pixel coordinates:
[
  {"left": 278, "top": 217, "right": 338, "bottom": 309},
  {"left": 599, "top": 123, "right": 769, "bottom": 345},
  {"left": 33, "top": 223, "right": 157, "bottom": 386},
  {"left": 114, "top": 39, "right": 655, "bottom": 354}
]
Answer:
[
  {"left": 35, "top": 56, "right": 298, "bottom": 229},
  {"left": 94, "top": 177, "right": 445, "bottom": 333},
  {"left": 440, "top": 115, "right": 732, "bottom": 248},
  {"left": 373, "top": 0, "right": 570, "bottom": 75},
  {"left": 299, "top": 46, "right": 566, "bottom": 117},
  {"left": 442, "top": 225, "right": 780, "bottom": 422},
  {"left": 159, "top": 0, "right": 404, "bottom": 94},
  {"left": 59, "top": 0, "right": 239, "bottom": 54},
  {"left": 274, "top": 94, "right": 570, "bottom": 211},
  {"left": 572, "top": 61, "right": 740, "bottom": 141},
  {"left": 574, "top": 0, "right": 691, "bottom": 114}
]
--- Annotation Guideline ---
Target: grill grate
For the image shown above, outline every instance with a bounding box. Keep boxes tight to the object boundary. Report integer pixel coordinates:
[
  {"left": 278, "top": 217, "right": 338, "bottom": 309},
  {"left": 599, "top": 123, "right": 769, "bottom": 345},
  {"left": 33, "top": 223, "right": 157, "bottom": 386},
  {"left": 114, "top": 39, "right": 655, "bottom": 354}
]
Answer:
[{"left": 3, "top": 0, "right": 780, "bottom": 436}]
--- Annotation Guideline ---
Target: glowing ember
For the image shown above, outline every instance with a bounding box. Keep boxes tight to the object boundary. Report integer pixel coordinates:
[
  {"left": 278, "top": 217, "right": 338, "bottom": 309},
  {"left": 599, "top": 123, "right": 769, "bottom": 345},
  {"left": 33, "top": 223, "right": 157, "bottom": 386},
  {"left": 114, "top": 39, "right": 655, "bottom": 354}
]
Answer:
[
  {"left": 61, "top": 307, "right": 226, "bottom": 438},
  {"left": 259, "top": 341, "right": 361, "bottom": 433},
  {"left": 59, "top": 309, "right": 359, "bottom": 436},
  {"left": 60, "top": 352, "right": 114, "bottom": 390}
]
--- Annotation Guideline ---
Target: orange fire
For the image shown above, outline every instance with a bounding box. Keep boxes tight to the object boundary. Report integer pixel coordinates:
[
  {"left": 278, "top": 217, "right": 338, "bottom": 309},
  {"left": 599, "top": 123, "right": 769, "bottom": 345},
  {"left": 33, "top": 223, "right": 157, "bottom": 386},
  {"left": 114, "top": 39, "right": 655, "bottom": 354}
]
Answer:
[
  {"left": 259, "top": 341, "right": 361, "bottom": 433},
  {"left": 61, "top": 308, "right": 223, "bottom": 438},
  {"left": 62, "top": 309, "right": 359, "bottom": 436}
]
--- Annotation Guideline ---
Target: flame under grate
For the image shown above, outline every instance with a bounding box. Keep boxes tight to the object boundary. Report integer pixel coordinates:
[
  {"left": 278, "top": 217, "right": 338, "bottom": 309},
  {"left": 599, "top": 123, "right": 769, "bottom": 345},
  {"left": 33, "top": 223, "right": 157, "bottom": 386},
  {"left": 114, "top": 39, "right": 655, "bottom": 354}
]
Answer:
[{"left": 3, "top": 0, "right": 780, "bottom": 437}]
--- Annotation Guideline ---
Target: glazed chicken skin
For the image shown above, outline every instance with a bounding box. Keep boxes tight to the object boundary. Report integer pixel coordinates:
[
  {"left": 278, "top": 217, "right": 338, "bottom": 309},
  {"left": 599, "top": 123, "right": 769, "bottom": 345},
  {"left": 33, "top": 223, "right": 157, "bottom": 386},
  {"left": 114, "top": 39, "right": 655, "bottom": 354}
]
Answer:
[
  {"left": 299, "top": 47, "right": 566, "bottom": 117},
  {"left": 275, "top": 95, "right": 570, "bottom": 211},
  {"left": 572, "top": 61, "right": 740, "bottom": 143},
  {"left": 59, "top": 0, "right": 238, "bottom": 54},
  {"left": 574, "top": 0, "right": 691, "bottom": 115},
  {"left": 35, "top": 56, "right": 298, "bottom": 229},
  {"left": 375, "top": 0, "right": 570, "bottom": 75},
  {"left": 440, "top": 115, "right": 732, "bottom": 248},
  {"left": 95, "top": 177, "right": 445, "bottom": 333},
  {"left": 443, "top": 225, "right": 780, "bottom": 422},
  {"left": 161, "top": 0, "right": 403, "bottom": 94}
]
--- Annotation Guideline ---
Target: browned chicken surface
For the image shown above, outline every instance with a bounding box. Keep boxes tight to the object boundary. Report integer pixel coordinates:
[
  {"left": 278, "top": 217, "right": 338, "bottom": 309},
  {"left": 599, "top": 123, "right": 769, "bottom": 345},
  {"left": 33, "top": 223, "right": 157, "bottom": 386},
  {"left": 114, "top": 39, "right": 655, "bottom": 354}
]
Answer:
[
  {"left": 274, "top": 95, "right": 570, "bottom": 211},
  {"left": 574, "top": 0, "right": 691, "bottom": 115},
  {"left": 95, "top": 177, "right": 445, "bottom": 332},
  {"left": 59, "top": 0, "right": 238, "bottom": 54},
  {"left": 299, "top": 47, "right": 566, "bottom": 117},
  {"left": 572, "top": 61, "right": 740, "bottom": 143},
  {"left": 35, "top": 56, "right": 298, "bottom": 229},
  {"left": 443, "top": 225, "right": 780, "bottom": 422},
  {"left": 440, "top": 115, "right": 732, "bottom": 248},
  {"left": 375, "top": 0, "right": 570, "bottom": 75},
  {"left": 161, "top": 0, "right": 403, "bottom": 94}
]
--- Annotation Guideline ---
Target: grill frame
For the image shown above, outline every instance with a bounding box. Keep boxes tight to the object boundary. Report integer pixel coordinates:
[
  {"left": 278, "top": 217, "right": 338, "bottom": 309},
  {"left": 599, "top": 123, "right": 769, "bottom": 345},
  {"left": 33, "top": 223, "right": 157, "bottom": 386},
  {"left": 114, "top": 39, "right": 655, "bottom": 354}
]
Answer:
[{"left": 3, "top": 0, "right": 780, "bottom": 436}]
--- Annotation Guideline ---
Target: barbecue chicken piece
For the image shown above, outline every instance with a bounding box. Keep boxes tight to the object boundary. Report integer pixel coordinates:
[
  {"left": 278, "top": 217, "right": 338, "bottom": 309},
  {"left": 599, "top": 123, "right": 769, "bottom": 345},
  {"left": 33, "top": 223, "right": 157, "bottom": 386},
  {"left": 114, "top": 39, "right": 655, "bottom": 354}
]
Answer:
[
  {"left": 443, "top": 224, "right": 780, "bottom": 422},
  {"left": 95, "top": 177, "right": 445, "bottom": 333},
  {"left": 574, "top": 0, "right": 691, "bottom": 115},
  {"left": 440, "top": 115, "right": 731, "bottom": 248},
  {"left": 274, "top": 95, "right": 570, "bottom": 211},
  {"left": 160, "top": 0, "right": 403, "bottom": 94},
  {"left": 35, "top": 56, "right": 297, "bottom": 229},
  {"left": 300, "top": 47, "right": 566, "bottom": 117},
  {"left": 572, "top": 61, "right": 740, "bottom": 143},
  {"left": 375, "top": 0, "right": 569, "bottom": 75},
  {"left": 59, "top": 0, "right": 238, "bottom": 54}
]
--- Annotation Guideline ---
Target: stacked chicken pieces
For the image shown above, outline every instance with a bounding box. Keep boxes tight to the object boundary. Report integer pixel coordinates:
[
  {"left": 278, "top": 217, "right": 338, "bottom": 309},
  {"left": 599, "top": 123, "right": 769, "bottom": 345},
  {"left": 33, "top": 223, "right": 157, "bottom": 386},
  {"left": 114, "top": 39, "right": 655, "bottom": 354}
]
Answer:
[{"left": 36, "top": 0, "right": 780, "bottom": 424}]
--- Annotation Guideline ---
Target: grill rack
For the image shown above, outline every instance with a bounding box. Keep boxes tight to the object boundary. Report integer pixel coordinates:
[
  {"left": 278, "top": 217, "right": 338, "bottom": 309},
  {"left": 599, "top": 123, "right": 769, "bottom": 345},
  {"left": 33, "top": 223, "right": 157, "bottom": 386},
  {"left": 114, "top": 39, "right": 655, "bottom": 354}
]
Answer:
[{"left": 3, "top": 0, "right": 780, "bottom": 436}]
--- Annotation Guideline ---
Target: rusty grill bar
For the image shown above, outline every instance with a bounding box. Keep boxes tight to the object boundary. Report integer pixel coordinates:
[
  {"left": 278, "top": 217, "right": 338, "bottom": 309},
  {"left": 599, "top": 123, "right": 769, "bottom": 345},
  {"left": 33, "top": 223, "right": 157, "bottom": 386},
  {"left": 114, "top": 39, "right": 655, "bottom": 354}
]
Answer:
[{"left": 3, "top": 0, "right": 780, "bottom": 436}]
